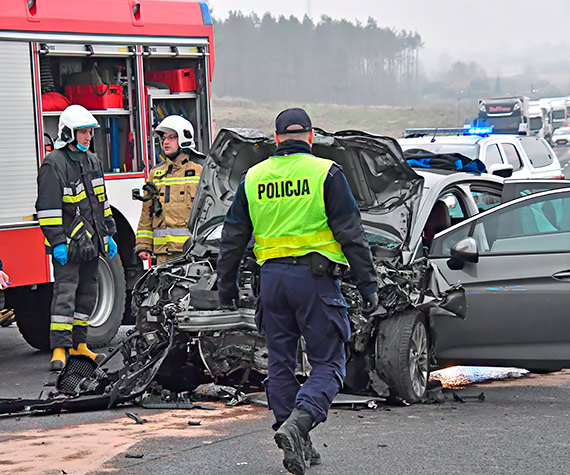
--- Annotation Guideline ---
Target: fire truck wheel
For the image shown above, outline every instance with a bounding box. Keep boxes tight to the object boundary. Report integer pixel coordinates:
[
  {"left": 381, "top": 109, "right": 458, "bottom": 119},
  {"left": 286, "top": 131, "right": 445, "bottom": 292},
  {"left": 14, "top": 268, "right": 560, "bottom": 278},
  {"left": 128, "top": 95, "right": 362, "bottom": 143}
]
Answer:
[
  {"left": 8, "top": 284, "right": 52, "bottom": 352},
  {"left": 87, "top": 255, "right": 126, "bottom": 348}
]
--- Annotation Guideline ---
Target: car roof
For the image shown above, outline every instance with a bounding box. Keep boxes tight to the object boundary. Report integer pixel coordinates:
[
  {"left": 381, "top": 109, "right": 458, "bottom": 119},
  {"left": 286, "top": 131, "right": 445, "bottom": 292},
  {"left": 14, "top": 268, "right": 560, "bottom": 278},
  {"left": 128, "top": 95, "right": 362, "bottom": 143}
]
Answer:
[
  {"left": 398, "top": 134, "right": 525, "bottom": 146},
  {"left": 416, "top": 169, "right": 503, "bottom": 190}
]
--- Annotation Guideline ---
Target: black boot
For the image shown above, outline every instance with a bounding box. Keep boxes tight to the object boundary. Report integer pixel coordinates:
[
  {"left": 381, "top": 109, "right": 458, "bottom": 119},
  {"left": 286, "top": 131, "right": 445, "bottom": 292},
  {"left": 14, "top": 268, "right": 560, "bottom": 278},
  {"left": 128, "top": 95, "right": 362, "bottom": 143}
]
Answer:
[
  {"left": 304, "top": 434, "right": 322, "bottom": 466},
  {"left": 274, "top": 408, "right": 314, "bottom": 475}
]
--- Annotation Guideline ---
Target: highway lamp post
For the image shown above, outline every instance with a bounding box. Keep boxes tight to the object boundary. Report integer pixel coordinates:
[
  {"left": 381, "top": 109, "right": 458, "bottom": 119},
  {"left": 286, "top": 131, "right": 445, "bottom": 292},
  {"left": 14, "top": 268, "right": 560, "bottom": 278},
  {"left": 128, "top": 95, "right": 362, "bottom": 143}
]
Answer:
[{"left": 457, "top": 90, "right": 464, "bottom": 125}]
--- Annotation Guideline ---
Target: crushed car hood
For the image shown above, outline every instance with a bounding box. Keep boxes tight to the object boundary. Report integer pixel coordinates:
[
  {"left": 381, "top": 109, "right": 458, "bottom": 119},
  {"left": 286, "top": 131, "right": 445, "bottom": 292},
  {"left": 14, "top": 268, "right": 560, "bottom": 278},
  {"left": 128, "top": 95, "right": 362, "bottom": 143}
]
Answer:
[{"left": 189, "top": 128, "right": 424, "bottom": 252}]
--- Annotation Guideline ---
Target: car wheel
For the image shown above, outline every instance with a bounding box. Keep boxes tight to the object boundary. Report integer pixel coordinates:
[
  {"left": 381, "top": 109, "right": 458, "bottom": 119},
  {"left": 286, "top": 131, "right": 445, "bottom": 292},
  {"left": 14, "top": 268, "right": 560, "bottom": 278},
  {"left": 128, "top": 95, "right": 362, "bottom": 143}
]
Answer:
[
  {"left": 376, "top": 310, "right": 429, "bottom": 402},
  {"left": 87, "top": 255, "right": 126, "bottom": 348}
]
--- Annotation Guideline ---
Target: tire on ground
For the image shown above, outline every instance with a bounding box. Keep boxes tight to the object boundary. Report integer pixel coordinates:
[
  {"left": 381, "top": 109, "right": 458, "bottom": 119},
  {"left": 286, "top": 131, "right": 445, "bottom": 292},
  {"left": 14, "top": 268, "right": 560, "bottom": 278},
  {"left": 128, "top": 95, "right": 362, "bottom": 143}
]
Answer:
[
  {"left": 87, "top": 254, "right": 126, "bottom": 348},
  {"left": 376, "top": 309, "right": 429, "bottom": 403}
]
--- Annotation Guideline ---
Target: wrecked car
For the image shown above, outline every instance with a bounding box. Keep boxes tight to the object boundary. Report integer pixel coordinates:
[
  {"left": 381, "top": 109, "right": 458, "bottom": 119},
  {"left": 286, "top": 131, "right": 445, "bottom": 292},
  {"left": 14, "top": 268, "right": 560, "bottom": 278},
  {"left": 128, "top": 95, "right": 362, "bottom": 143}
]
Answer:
[{"left": 132, "top": 128, "right": 509, "bottom": 403}]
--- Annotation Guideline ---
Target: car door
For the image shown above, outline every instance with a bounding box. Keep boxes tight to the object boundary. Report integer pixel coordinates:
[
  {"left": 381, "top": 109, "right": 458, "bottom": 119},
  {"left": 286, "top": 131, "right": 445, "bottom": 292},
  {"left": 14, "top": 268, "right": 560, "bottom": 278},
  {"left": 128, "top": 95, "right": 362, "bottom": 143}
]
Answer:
[
  {"left": 429, "top": 188, "right": 570, "bottom": 370},
  {"left": 498, "top": 142, "right": 525, "bottom": 175},
  {"left": 501, "top": 179, "right": 570, "bottom": 203}
]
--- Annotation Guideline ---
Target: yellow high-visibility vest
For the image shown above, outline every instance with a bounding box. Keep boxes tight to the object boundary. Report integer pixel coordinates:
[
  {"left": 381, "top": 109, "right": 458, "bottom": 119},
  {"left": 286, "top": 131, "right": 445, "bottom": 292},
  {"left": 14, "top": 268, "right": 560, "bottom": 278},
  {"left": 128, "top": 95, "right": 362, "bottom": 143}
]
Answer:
[{"left": 245, "top": 153, "right": 348, "bottom": 266}]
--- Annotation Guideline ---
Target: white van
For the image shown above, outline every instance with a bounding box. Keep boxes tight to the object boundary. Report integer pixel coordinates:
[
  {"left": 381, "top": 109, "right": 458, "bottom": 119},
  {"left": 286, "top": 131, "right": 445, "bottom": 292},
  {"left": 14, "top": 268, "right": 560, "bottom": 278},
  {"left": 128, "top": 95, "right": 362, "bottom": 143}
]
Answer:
[{"left": 399, "top": 133, "right": 563, "bottom": 179}]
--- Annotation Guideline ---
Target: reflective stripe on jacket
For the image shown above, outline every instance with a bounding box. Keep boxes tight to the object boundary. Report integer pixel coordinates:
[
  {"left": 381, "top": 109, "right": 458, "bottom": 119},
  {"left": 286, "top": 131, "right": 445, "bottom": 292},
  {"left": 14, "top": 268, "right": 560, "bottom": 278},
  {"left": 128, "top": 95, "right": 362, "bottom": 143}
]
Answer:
[
  {"left": 135, "top": 154, "right": 202, "bottom": 256},
  {"left": 36, "top": 148, "right": 116, "bottom": 255},
  {"left": 245, "top": 153, "right": 348, "bottom": 266}
]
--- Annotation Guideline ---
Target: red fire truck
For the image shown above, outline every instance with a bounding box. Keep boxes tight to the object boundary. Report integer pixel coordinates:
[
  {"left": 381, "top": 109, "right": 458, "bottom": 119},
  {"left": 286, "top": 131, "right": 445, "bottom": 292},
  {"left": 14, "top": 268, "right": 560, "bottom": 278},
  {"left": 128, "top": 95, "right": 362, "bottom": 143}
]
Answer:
[{"left": 0, "top": 0, "right": 215, "bottom": 350}]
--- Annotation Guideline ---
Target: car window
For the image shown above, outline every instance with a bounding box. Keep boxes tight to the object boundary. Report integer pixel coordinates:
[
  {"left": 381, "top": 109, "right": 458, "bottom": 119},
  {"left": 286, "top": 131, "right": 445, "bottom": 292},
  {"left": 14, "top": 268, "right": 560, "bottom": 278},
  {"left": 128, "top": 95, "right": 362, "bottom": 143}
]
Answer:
[
  {"left": 529, "top": 116, "right": 543, "bottom": 130},
  {"left": 483, "top": 144, "right": 503, "bottom": 167},
  {"left": 501, "top": 143, "right": 523, "bottom": 171},
  {"left": 439, "top": 192, "right": 466, "bottom": 220},
  {"left": 422, "top": 190, "right": 467, "bottom": 249},
  {"left": 431, "top": 191, "right": 570, "bottom": 257},
  {"left": 471, "top": 188, "right": 502, "bottom": 212},
  {"left": 518, "top": 137, "right": 554, "bottom": 168}
]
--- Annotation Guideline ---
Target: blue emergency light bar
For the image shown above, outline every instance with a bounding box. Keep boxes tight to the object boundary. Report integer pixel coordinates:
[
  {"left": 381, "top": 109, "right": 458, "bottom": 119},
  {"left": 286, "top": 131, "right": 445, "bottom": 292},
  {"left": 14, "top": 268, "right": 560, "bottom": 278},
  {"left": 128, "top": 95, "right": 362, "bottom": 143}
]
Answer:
[
  {"left": 403, "top": 125, "right": 494, "bottom": 138},
  {"left": 466, "top": 126, "right": 493, "bottom": 135}
]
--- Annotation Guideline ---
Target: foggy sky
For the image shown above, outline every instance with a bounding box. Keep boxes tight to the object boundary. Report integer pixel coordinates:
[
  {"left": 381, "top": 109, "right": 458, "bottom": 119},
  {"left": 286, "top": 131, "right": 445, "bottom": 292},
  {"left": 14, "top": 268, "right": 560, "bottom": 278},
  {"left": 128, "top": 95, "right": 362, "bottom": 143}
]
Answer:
[{"left": 209, "top": 0, "right": 570, "bottom": 77}]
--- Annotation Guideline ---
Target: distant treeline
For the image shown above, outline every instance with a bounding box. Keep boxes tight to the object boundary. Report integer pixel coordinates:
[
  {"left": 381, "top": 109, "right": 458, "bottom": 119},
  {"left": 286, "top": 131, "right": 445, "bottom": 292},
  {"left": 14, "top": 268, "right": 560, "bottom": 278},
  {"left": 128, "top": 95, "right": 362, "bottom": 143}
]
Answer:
[{"left": 212, "top": 12, "right": 423, "bottom": 106}]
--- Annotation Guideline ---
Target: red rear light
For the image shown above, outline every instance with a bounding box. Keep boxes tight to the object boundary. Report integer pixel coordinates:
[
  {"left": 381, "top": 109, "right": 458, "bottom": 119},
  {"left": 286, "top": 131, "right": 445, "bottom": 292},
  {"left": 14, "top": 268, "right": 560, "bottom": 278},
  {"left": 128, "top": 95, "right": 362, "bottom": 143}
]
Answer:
[{"left": 551, "top": 175, "right": 566, "bottom": 179}]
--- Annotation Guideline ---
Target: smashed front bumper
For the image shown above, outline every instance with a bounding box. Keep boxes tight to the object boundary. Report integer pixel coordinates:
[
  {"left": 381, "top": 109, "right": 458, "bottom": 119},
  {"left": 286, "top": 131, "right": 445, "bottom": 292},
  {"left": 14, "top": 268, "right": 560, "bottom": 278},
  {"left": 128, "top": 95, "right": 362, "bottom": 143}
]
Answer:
[{"left": 149, "top": 308, "right": 257, "bottom": 332}]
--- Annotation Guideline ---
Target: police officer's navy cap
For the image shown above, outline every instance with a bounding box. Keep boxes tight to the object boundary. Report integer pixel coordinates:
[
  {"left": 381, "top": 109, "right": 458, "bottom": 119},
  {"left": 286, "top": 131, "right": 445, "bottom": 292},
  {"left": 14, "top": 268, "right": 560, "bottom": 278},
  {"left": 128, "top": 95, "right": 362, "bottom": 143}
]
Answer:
[{"left": 275, "top": 108, "right": 312, "bottom": 134}]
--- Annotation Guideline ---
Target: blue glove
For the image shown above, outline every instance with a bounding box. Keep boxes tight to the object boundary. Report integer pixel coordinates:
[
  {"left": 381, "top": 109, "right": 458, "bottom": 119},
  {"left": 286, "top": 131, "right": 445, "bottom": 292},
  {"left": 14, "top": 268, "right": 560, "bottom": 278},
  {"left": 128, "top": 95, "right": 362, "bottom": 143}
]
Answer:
[
  {"left": 53, "top": 243, "right": 68, "bottom": 266},
  {"left": 107, "top": 236, "right": 118, "bottom": 259}
]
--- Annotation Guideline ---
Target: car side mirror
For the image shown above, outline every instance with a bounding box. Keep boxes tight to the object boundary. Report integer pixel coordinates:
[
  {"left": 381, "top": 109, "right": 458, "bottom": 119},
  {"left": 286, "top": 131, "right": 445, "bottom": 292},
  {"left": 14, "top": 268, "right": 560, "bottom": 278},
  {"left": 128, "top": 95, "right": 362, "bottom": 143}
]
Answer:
[
  {"left": 488, "top": 163, "right": 513, "bottom": 178},
  {"left": 447, "top": 237, "right": 479, "bottom": 270}
]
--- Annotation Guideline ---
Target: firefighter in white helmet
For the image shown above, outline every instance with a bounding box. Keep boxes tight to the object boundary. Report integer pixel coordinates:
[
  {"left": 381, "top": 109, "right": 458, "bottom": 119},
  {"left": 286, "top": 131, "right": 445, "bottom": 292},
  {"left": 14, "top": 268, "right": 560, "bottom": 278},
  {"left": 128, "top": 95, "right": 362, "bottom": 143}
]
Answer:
[
  {"left": 136, "top": 115, "right": 204, "bottom": 264},
  {"left": 36, "top": 105, "right": 118, "bottom": 371}
]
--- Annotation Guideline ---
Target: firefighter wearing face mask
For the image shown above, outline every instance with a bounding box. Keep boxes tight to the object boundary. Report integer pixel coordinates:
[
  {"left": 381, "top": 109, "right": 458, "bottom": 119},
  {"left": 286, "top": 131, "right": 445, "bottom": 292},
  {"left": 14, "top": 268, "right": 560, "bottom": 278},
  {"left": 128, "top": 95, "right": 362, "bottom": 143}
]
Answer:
[
  {"left": 135, "top": 115, "right": 204, "bottom": 265},
  {"left": 36, "top": 105, "right": 118, "bottom": 372}
]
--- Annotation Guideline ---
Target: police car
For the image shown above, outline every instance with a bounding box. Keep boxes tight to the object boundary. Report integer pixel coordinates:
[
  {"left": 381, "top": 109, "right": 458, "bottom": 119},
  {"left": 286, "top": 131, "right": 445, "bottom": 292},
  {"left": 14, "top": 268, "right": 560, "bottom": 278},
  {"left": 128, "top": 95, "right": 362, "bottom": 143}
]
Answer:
[
  {"left": 132, "top": 128, "right": 570, "bottom": 403},
  {"left": 399, "top": 127, "right": 564, "bottom": 180}
]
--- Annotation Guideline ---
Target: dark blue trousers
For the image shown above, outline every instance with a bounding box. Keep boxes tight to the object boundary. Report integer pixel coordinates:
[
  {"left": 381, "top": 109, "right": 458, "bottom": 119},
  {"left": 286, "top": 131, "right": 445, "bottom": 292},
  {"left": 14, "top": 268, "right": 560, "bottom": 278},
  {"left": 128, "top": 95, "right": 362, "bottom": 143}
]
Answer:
[{"left": 257, "top": 262, "right": 350, "bottom": 429}]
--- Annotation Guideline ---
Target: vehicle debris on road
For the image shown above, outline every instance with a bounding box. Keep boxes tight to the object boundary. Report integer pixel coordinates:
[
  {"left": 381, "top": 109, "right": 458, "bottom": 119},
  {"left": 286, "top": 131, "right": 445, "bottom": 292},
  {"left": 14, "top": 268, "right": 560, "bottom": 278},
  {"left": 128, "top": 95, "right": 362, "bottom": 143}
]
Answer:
[{"left": 125, "top": 412, "right": 148, "bottom": 424}]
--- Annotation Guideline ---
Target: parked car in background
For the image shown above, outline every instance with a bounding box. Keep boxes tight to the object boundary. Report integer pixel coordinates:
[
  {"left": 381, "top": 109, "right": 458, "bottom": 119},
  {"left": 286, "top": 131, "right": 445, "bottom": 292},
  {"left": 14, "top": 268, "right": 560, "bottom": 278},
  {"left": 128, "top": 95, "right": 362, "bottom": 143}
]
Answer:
[
  {"left": 399, "top": 129, "right": 563, "bottom": 179},
  {"left": 552, "top": 127, "right": 570, "bottom": 147}
]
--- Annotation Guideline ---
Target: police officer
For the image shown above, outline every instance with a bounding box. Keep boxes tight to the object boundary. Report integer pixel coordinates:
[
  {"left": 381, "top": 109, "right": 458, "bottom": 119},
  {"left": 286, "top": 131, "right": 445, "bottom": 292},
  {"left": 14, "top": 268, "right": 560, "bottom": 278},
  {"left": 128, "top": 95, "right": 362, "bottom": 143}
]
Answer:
[
  {"left": 217, "top": 108, "right": 379, "bottom": 474},
  {"left": 36, "top": 105, "right": 118, "bottom": 372},
  {"left": 136, "top": 116, "right": 203, "bottom": 265}
]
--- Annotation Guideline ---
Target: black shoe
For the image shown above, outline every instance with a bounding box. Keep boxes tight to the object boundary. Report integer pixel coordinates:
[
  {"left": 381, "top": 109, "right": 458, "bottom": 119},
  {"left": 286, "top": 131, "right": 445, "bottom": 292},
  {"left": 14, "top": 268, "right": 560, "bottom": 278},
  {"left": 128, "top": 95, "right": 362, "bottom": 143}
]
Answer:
[
  {"left": 274, "top": 426, "right": 306, "bottom": 475},
  {"left": 274, "top": 408, "right": 314, "bottom": 475},
  {"left": 49, "top": 359, "right": 64, "bottom": 372},
  {"left": 304, "top": 434, "right": 322, "bottom": 466}
]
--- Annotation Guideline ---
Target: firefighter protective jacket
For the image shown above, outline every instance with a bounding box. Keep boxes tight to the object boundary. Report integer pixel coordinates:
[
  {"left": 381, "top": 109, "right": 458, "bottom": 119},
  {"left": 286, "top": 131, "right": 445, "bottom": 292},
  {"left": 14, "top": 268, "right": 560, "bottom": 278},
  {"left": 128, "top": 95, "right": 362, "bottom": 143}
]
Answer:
[
  {"left": 136, "top": 153, "right": 202, "bottom": 256},
  {"left": 36, "top": 148, "right": 116, "bottom": 254}
]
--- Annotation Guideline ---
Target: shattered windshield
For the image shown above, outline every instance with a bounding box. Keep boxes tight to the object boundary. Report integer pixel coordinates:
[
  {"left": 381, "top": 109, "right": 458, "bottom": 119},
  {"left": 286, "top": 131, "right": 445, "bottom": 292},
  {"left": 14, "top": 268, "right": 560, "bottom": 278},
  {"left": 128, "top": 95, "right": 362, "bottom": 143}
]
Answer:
[{"left": 364, "top": 231, "right": 400, "bottom": 249}]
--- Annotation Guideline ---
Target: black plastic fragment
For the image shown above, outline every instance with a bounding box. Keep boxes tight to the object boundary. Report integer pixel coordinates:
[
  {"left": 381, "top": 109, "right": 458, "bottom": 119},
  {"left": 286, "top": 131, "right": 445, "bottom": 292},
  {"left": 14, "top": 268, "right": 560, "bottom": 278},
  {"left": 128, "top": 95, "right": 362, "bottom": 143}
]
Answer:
[
  {"left": 452, "top": 391, "right": 486, "bottom": 403},
  {"left": 125, "top": 412, "right": 148, "bottom": 424}
]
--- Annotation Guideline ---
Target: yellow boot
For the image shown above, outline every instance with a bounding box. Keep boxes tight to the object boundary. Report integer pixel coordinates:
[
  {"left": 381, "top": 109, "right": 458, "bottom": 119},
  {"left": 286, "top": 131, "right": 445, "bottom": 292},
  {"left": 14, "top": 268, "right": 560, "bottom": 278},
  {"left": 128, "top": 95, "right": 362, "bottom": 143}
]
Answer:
[
  {"left": 70, "top": 343, "right": 106, "bottom": 363},
  {"left": 50, "top": 347, "right": 66, "bottom": 372}
]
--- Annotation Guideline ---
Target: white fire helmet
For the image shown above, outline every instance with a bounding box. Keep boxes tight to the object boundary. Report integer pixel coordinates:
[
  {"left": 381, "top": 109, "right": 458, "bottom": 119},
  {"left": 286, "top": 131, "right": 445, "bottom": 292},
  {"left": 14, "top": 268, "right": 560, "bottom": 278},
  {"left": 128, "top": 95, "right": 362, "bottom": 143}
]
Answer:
[
  {"left": 155, "top": 115, "right": 196, "bottom": 152},
  {"left": 55, "top": 105, "right": 100, "bottom": 149}
]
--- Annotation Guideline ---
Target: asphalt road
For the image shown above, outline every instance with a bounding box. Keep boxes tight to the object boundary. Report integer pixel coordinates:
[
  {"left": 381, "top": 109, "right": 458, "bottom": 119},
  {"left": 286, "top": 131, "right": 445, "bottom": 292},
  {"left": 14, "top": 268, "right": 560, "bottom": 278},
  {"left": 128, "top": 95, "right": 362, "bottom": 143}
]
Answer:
[
  {"left": 0, "top": 325, "right": 569, "bottom": 474},
  {"left": 554, "top": 145, "right": 570, "bottom": 177}
]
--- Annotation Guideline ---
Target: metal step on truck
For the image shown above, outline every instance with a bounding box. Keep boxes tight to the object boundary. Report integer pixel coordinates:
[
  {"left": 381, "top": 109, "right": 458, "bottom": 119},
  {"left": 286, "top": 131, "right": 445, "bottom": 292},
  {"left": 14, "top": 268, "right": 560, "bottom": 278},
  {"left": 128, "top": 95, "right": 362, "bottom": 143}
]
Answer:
[{"left": 0, "top": 0, "right": 215, "bottom": 350}]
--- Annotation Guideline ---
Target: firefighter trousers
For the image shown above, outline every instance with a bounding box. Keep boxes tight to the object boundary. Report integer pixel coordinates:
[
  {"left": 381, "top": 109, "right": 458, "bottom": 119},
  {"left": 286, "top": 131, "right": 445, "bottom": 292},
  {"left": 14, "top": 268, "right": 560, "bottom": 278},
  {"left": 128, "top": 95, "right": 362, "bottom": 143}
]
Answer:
[
  {"left": 50, "top": 256, "right": 99, "bottom": 349},
  {"left": 257, "top": 262, "right": 350, "bottom": 430}
]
